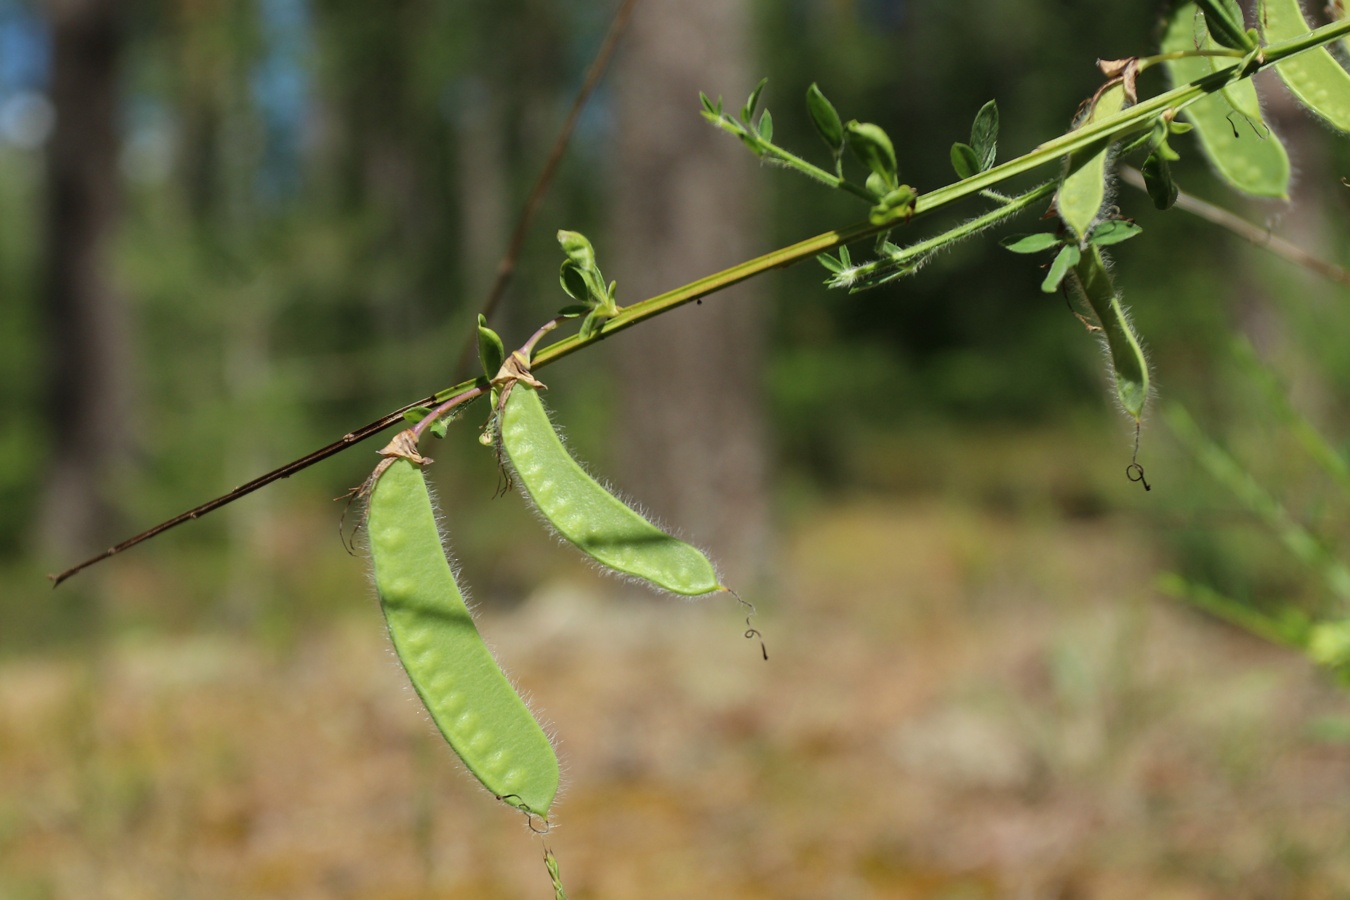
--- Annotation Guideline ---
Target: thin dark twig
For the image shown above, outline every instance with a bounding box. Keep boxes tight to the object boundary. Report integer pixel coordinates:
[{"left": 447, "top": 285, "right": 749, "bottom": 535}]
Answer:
[
  {"left": 50, "top": 0, "right": 641, "bottom": 588},
  {"left": 452, "top": 0, "right": 639, "bottom": 381},
  {"left": 49, "top": 396, "right": 438, "bottom": 586}
]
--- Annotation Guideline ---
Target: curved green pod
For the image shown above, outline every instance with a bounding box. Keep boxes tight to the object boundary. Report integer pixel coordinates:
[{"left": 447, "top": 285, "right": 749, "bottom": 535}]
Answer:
[
  {"left": 1070, "top": 246, "right": 1151, "bottom": 422},
  {"left": 1162, "top": 2, "right": 1291, "bottom": 198},
  {"left": 499, "top": 384, "right": 724, "bottom": 597},
  {"left": 367, "top": 433, "right": 559, "bottom": 819},
  {"left": 1263, "top": 0, "right": 1350, "bottom": 133}
]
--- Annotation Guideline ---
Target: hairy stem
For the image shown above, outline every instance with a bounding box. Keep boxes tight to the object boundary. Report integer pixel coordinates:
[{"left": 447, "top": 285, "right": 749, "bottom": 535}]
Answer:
[{"left": 50, "top": 16, "right": 1350, "bottom": 584}]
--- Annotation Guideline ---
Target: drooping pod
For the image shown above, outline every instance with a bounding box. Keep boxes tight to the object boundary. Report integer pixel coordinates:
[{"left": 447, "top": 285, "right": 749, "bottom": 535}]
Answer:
[
  {"left": 366, "top": 430, "right": 559, "bottom": 819},
  {"left": 1162, "top": 2, "right": 1291, "bottom": 198},
  {"left": 1262, "top": 0, "right": 1350, "bottom": 133},
  {"left": 1069, "top": 246, "right": 1151, "bottom": 422},
  {"left": 496, "top": 380, "right": 725, "bottom": 597}
]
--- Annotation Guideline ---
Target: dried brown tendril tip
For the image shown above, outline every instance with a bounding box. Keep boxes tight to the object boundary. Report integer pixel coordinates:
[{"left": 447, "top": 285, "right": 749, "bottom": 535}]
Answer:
[{"left": 377, "top": 429, "right": 430, "bottom": 466}]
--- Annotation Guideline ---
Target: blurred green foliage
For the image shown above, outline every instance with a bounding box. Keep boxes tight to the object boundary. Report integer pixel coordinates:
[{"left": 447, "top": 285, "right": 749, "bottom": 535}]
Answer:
[{"left": 3, "top": 0, "right": 1350, "bottom": 667}]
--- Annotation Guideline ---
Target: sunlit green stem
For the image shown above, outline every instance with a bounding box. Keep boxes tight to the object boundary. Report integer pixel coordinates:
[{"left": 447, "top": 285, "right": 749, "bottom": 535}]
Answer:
[{"left": 416, "top": 18, "right": 1350, "bottom": 405}]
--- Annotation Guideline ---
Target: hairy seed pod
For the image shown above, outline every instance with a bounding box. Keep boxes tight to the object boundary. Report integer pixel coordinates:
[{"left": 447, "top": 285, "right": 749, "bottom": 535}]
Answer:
[
  {"left": 498, "top": 384, "right": 724, "bottom": 597},
  {"left": 1263, "top": 0, "right": 1350, "bottom": 133},
  {"left": 1069, "top": 247, "right": 1151, "bottom": 421},
  {"left": 367, "top": 432, "right": 559, "bottom": 819},
  {"left": 1162, "top": 2, "right": 1291, "bottom": 198}
]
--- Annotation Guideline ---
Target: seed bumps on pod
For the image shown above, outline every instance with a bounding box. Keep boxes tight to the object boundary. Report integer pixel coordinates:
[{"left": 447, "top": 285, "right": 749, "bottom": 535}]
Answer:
[
  {"left": 498, "top": 382, "right": 724, "bottom": 597},
  {"left": 367, "top": 432, "right": 559, "bottom": 818}
]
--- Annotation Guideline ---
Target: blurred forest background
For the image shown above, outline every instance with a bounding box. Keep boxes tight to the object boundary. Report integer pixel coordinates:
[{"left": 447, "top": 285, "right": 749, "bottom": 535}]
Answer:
[{"left": 4, "top": 0, "right": 1350, "bottom": 896}]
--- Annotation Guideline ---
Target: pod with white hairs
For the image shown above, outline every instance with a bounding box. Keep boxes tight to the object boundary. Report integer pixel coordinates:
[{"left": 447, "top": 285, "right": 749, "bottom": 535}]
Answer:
[
  {"left": 366, "top": 431, "right": 559, "bottom": 820},
  {"left": 496, "top": 381, "right": 725, "bottom": 597}
]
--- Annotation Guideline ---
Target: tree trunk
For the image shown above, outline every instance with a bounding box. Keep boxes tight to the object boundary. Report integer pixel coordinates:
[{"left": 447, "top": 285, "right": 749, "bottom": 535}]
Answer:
[
  {"left": 610, "top": 0, "right": 771, "bottom": 589},
  {"left": 37, "top": 0, "right": 131, "bottom": 560}
]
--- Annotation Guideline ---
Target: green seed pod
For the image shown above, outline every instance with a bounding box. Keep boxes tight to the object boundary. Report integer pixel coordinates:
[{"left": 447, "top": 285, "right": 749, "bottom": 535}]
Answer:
[
  {"left": 1162, "top": 3, "right": 1291, "bottom": 198},
  {"left": 1068, "top": 246, "right": 1151, "bottom": 421},
  {"left": 498, "top": 384, "right": 724, "bottom": 597},
  {"left": 1057, "top": 82, "right": 1128, "bottom": 243},
  {"left": 1263, "top": 0, "right": 1350, "bottom": 133},
  {"left": 367, "top": 432, "right": 560, "bottom": 819}
]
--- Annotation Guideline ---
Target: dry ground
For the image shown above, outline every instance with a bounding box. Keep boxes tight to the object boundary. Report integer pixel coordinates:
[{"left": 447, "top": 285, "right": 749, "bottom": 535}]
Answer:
[{"left": 3, "top": 498, "right": 1349, "bottom": 899}]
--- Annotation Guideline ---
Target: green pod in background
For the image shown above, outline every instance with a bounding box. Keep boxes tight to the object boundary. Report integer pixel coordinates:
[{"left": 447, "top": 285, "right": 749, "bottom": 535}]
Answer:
[
  {"left": 1069, "top": 246, "right": 1151, "bottom": 422},
  {"left": 1162, "top": 2, "right": 1291, "bottom": 198},
  {"left": 498, "top": 384, "right": 725, "bottom": 597},
  {"left": 1058, "top": 82, "right": 1128, "bottom": 243},
  {"left": 367, "top": 432, "right": 560, "bottom": 819},
  {"left": 1263, "top": 0, "right": 1350, "bottom": 133}
]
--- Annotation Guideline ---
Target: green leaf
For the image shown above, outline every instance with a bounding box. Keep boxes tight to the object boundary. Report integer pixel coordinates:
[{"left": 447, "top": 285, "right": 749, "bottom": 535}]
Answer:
[
  {"left": 742, "top": 77, "right": 768, "bottom": 124},
  {"left": 1087, "top": 220, "right": 1144, "bottom": 246},
  {"left": 403, "top": 406, "right": 434, "bottom": 426},
  {"left": 560, "top": 261, "right": 590, "bottom": 303},
  {"left": 806, "top": 82, "right": 844, "bottom": 151},
  {"left": 1057, "top": 82, "right": 1128, "bottom": 242},
  {"left": 557, "top": 304, "right": 590, "bottom": 318},
  {"left": 950, "top": 142, "right": 979, "bottom": 179},
  {"left": 757, "top": 109, "right": 773, "bottom": 142},
  {"left": 970, "top": 99, "right": 999, "bottom": 171},
  {"left": 579, "top": 310, "right": 607, "bottom": 340},
  {"left": 430, "top": 418, "right": 450, "bottom": 439},
  {"left": 1000, "top": 232, "right": 1062, "bottom": 254},
  {"left": 1142, "top": 150, "right": 1179, "bottom": 209},
  {"left": 1196, "top": 0, "right": 1255, "bottom": 51},
  {"left": 477, "top": 314, "right": 505, "bottom": 379},
  {"left": 557, "top": 230, "right": 596, "bottom": 269},
  {"left": 845, "top": 120, "right": 898, "bottom": 191},
  {"left": 699, "top": 92, "right": 718, "bottom": 116},
  {"left": 816, "top": 253, "right": 846, "bottom": 274},
  {"left": 1041, "top": 244, "right": 1080, "bottom": 293}
]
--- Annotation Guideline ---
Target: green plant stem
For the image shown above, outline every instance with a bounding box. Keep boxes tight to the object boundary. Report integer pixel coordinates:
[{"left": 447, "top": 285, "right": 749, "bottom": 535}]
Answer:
[
  {"left": 49, "top": 16, "right": 1350, "bottom": 586},
  {"left": 505, "top": 18, "right": 1350, "bottom": 382},
  {"left": 1137, "top": 49, "right": 1246, "bottom": 68},
  {"left": 831, "top": 180, "right": 1058, "bottom": 289},
  {"left": 758, "top": 142, "right": 876, "bottom": 202},
  {"left": 407, "top": 17, "right": 1350, "bottom": 405}
]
